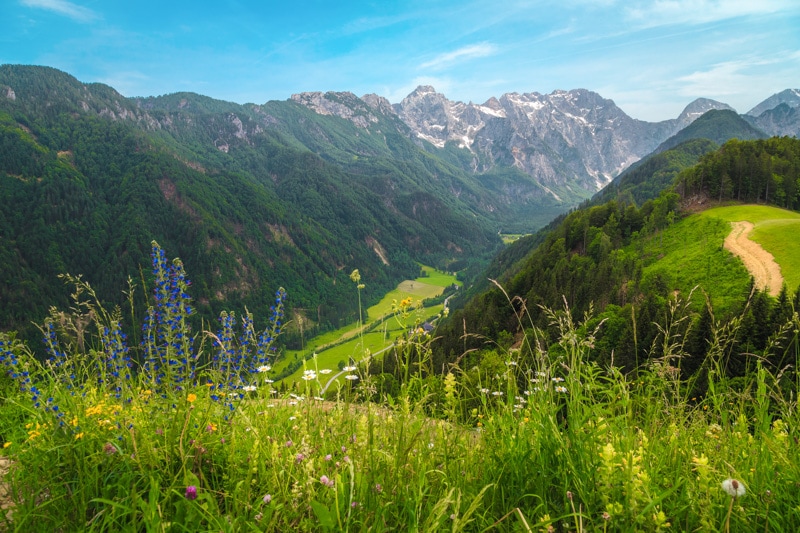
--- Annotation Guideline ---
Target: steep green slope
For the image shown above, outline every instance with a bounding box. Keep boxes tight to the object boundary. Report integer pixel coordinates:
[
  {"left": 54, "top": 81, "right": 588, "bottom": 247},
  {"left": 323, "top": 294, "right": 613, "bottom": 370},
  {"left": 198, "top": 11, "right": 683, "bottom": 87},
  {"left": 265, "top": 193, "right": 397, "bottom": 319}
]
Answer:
[
  {"left": 593, "top": 138, "right": 718, "bottom": 205},
  {"left": 655, "top": 109, "right": 767, "bottom": 153},
  {"left": 595, "top": 109, "right": 769, "bottom": 207}
]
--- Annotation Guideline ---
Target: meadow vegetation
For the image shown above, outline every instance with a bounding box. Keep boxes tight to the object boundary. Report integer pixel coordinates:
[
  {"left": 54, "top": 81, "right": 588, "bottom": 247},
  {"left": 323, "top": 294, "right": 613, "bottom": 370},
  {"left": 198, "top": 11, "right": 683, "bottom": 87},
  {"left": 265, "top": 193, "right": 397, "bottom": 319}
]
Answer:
[{"left": 2, "top": 242, "right": 800, "bottom": 532}]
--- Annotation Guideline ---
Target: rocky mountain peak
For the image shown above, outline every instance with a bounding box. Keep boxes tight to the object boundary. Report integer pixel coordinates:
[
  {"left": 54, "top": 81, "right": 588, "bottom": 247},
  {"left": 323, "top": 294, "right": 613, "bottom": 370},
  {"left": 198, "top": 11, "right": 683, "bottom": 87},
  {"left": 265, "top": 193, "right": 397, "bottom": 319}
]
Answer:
[
  {"left": 746, "top": 89, "right": 800, "bottom": 117},
  {"left": 360, "top": 93, "right": 395, "bottom": 116},
  {"left": 395, "top": 86, "right": 465, "bottom": 148},
  {"left": 675, "top": 98, "right": 734, "bottom": 129},
  {"left": 290, "top": 91, "right": 381, "bottom": 129}
]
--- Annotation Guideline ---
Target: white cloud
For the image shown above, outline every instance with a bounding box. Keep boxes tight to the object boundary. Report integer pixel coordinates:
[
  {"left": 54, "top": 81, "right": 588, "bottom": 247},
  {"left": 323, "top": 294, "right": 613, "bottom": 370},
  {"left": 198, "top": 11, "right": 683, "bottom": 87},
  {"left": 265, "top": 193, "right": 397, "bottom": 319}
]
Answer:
[
  {"left": 626, "top": 0, "right": 797, "bottom": 28},
  {"left": 675, "top": 53, "right": 800, "bottom": 110},
  {"left": 677, "top": 61, "right": 750, "bottom": 97},
  {"left": 21, "top": 0, "right": 98, "bottom": 23},
  {"left": 419, "top": 42, "right": 498, "bottom": 70}
]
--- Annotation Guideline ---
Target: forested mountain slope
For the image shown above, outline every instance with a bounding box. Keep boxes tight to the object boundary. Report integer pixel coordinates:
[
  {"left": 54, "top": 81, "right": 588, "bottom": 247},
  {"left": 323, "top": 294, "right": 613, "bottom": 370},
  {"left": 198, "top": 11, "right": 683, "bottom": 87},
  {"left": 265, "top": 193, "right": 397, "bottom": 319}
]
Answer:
[
  {"left": 0, "top": 65, "right": 503, "bottom": 344},
  {"left": 432, "top": 137, "right": 800, "bottom": 381}
]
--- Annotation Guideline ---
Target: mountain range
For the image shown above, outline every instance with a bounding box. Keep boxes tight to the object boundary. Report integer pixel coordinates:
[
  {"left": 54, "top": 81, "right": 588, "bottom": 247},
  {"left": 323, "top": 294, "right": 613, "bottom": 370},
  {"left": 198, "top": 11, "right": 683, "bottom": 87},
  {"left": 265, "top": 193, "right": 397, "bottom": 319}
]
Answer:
[
  {"left": 293, "top": 86, "right": 798, "bottom": 199},
  {"left": 0, "top": 63, "right": 798, "bottom": 347}
]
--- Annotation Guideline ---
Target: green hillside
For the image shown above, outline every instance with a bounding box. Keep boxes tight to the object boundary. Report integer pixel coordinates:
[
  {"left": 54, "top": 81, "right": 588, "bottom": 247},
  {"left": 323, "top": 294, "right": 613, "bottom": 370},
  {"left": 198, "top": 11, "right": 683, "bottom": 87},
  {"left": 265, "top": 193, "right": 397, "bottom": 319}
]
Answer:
[
  {"left": 433, "top": 137, "right": 800, "bottom": 380},
  {"left": 700, "top": 205, "right": 800, "bottom": 292},
  {"left": 0, "top": 65, "right": 528, "bottom": 346}
]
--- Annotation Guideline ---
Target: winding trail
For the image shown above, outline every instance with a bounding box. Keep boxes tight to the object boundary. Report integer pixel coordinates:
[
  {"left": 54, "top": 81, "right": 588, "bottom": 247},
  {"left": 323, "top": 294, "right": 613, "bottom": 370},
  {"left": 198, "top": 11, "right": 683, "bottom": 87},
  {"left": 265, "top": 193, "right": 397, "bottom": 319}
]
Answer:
[{"left": 723, "top": 221, "right": 783, "bottom": 296}]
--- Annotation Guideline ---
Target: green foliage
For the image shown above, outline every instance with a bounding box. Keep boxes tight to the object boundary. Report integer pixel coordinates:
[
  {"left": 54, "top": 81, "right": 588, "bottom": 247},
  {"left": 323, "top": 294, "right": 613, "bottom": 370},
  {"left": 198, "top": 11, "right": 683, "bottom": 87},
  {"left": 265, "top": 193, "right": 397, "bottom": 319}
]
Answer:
[
  {"left": 678, "top": 137, "right": 800, "bottom": 208},
  {"left": 436, "top": 136, "right": 800, "bottom": 380},
  {"left": 1, "top": 64, "right": 544, "bottom": 346},
  {"left": 3, "top": 257, "right": 800, "bottom": 531},
  {"left": 596, "top": 138, "right": 719, "bottom": 205}
]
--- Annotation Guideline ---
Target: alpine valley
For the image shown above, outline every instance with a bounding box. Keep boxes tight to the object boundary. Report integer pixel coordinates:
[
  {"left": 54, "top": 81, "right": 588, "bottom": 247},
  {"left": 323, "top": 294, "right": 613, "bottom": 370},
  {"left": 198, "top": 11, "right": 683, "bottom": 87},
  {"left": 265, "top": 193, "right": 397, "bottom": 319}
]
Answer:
[{"left": 0, "top": 64, "right": 798, "bottom": 347}]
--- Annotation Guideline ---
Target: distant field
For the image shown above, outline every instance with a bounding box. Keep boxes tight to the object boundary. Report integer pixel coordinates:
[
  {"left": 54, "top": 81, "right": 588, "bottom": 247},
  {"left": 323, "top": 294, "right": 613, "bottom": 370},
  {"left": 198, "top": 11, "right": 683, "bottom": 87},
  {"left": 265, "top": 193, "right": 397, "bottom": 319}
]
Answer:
[
  {"left": 702, "top": 205, "right": 800, "bottom": 292},
  {"left": 500, "top": 233, "right": 529, "bottom": 244},
  {"left": 272, "top": 265, "right": 458, "bottom": 385}
]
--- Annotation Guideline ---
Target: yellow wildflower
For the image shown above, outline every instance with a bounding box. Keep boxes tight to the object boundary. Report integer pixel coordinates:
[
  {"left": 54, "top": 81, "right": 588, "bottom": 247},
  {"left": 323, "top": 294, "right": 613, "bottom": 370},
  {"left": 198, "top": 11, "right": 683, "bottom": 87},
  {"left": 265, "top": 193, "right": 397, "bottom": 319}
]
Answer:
[
  {"left": 75, "top": 433, "right": 84, "bottom": 440},
  {"left": 187, "top": 393, "right": 197, "bottom": 403},
  {"left": 3, "top": 442, "right": 11, "bottom": 448}
]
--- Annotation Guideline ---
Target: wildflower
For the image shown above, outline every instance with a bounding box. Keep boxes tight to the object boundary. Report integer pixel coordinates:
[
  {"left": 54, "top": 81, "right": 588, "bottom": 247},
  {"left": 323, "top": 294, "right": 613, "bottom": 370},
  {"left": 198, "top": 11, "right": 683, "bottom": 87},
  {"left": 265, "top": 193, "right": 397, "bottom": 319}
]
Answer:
[
  {"left": 319, "top": 369, "right": 332, "bottom": 374},
  {"left": 185, "top": 486, "right": 198, "bottom": 500},
  {"left": 257, "top": 365, "right": 272, "bottom": 373},
  {"left": 74, "top": 432, "right": 85, "bottom": 440},
  {"left": 206, "top": 423, "right": 217, "bottom": 432},
  {"left": 345, "top": 374, "right": 359, "bottom": 380},
  {"left": 480, "top": 388, "right": 489, "bottom": 394},
  {"left": 491, "top": 391, "right": 503, "bottom": 396},
  {"left": 243, "top": 385, "right": 257, "bottom": 392},
  {"left": 286, "top": 440, "right": 293, "bottom": 447},
  {"left": 187, "top": 393, "right": 197, "bottom": 403},
  {"left": 324, "top": 454, "right": 332, "bottom": 461},
  {"left": 551, "top": 377, "right": 565, "bottom": 383},
  {"left": 103, "top": 442, "right": 117, "bottom": 455},
  {"left": 374, "top": 483, "right": 383, "bottom": 493},
  {"left": 343, "top": 365, "right": 357, "bottom": 372},
  {"left": 351, "top": 501, "right": 359, "bottom": 508},
  {"left": 555, "top": 386, "right": 568, "bottom": 393},
  {"left": 721, "top": 478, "right": 746, "bottom": 498},
  {"left": 3, "top": 442, "right": 11, "bottom": 448},
  {"left": 295, "top": 453, "right": 305, "bottom": 463},
  {"left": 320, "top": 475, "right": 334, "bottom": 488},
  {"left": 263, "top": 494, "right": 272, "bottom": 504}
]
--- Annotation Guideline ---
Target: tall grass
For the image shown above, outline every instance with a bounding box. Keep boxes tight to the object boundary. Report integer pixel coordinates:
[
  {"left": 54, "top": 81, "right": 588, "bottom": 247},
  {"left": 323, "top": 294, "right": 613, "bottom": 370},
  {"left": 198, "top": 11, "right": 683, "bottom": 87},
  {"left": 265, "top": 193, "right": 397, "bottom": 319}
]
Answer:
[{"left": 1, "top": 244, "right": 799, "bottom": 531}]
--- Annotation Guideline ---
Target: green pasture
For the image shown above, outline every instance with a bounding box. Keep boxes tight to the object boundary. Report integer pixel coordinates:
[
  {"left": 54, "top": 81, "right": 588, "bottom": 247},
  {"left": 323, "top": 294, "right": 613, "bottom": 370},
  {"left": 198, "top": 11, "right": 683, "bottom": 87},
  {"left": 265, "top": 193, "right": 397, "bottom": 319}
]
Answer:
[
  {"left": 271, "top": 264, "right": 457, "bottom": 385},
  {"left": 640, "top": 213, "right": 750, "bottom": 313},
  {"left": 702, "top": 205, "right": 800, "bottom": 292},
  {"left": 275, "top": 303, "right": 445, "bottom": 389},
  {"left": 499, "top": 233, "right": 528, "bottom": 244}
]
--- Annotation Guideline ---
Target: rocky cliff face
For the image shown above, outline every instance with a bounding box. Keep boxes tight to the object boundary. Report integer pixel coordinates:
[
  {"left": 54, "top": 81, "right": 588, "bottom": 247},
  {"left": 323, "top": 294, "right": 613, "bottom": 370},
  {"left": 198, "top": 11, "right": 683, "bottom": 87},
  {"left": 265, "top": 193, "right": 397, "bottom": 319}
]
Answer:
[
  {"left": 289, "top": 86, "right": 772, "bottom": 199},
  {"left": 392, "top": 87, "right": 743, "bottom": 193}
]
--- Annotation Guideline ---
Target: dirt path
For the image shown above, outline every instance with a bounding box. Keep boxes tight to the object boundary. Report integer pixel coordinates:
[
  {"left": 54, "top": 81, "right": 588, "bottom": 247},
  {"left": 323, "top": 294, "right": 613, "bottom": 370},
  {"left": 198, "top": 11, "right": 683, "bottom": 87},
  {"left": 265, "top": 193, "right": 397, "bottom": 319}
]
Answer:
[
  {"left": 723, "top": 221, "right": 783, "bottom": 296},
  {"left": 0, "top": 456, "right": 12, "bottom": 526}
]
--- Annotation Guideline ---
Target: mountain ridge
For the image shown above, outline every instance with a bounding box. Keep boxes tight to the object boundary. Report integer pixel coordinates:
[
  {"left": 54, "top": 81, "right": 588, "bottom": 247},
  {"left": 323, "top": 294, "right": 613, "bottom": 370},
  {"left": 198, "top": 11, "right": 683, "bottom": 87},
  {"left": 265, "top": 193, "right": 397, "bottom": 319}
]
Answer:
[{"left": 290, "top": 85, "right": 798, "bottom": 203}]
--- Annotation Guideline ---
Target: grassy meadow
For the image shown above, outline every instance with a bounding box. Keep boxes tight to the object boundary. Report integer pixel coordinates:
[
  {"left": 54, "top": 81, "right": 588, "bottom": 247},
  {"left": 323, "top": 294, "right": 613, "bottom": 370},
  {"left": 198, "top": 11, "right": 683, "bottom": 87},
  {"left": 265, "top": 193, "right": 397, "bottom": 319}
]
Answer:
[
  {"left": 635, "top": 204, "right": 800, "bottom": 315},
  {"left": 272, "top": 265, "right": 458, "bottom": 388},
  {"left": 702, "top": 205, "right": 800, "bottom": 292},
  {"left": 1, "top": 241, "right": 800, "bottom": 531}
]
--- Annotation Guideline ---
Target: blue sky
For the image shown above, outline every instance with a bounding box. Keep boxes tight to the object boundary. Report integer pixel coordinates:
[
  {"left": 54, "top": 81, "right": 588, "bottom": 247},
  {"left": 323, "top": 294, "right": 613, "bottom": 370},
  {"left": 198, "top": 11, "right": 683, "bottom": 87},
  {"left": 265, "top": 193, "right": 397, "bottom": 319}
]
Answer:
[{"left": 2, "top": 0, "right": 798, "bottom": 121}]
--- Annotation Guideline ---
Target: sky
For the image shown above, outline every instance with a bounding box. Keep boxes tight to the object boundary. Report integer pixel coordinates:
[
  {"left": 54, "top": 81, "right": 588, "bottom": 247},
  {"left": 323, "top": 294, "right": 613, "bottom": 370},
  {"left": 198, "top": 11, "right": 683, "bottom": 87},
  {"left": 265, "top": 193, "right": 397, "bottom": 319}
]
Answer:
[{"left": 2, "top": 0, "right": 799, "bottom": 122}]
